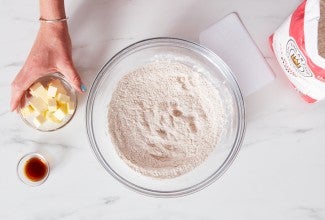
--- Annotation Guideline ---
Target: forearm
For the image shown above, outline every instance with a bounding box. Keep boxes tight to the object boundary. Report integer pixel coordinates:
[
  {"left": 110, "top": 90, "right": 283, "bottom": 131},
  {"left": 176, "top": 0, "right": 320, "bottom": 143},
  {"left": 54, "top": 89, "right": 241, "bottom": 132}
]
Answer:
[
  {"left": 38, "top": 0, "right": 69, "bottom": 41},
  {"left": 39, "top": 0, "right": 66, "bottom": 20},
  {"left": 10, "top": 0, "right": 82, "bottom": 111}
]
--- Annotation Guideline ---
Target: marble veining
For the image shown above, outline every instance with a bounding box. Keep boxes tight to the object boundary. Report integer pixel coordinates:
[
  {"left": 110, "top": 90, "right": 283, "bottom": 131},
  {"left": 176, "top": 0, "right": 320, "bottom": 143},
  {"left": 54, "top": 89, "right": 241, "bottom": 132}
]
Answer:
[
  {"left": 1, "top": 0, "right": 325, "bottom": 219},
  {"left": 4, "top": 61, "right": 24, "bottom": 68},
  {"left": 294, "top": 207, "right": 325, "bottom": 220}
]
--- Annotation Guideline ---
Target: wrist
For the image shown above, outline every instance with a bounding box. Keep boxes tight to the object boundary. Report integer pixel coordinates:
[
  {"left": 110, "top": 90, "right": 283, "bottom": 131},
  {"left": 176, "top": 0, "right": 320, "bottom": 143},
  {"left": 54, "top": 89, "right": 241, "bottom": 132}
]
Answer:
[
  {"left": 39, "top": 17, "right": 68, "bottom": 23},
  {"left": 39, "top": 21, "right": 69, "bottom": 42},
  {"left": 40, "top": 20, "right": 68, "bottom": 31}
]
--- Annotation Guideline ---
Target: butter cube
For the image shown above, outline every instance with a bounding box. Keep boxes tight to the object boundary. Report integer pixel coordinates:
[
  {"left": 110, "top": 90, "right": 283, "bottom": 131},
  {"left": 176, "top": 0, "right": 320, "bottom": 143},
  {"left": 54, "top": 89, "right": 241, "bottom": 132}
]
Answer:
[
  {"left": 47, "top": 98, "right": 57, "bottom": 111},
  {"left": 41, "top": 110, "right": 48, "bottom": 118},
  {"left": 67, "top": 101, "right": 75, "bottom": 114},
  {"left": 33, "top": 114, "right": 46, "bottom": 127},
  {"left": 58, "top": 102, "right": 68, "bottom": 114},
  {"left": 29, "top": 82, "right": 44, "bottom": 95},
  {"left": 29, "top": 96, "right": 47, "bottom": 113},
  {"left": 49, "top": 79, "right": 67, "bottom": 94},
  {"left": 46, "top": 111, "right": 61, "bottom": 123},
  {"left": 53, "top": 106, "right": 67, "bottom": 121},
  {"left": 47, "top": 85, "right": 58, "bottom": 98},
  {"left": 56, "top": 93, "right": 70, "bottom": 103},
  {"left": 45, "top": 111, "right": 51, "bottom": 119},
  {"left": 30, "top": 82, "right": 49, "bottom": 103},
  {"left": 20, "top": 105, "right": 34, "bottom": 118}
]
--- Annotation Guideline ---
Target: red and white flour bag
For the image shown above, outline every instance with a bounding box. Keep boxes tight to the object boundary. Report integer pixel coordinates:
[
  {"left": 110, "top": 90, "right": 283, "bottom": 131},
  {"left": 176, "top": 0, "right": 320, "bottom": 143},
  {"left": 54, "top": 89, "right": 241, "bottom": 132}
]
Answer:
[{"left": 270, "top": 0, "right": 325, "bottom": 103}]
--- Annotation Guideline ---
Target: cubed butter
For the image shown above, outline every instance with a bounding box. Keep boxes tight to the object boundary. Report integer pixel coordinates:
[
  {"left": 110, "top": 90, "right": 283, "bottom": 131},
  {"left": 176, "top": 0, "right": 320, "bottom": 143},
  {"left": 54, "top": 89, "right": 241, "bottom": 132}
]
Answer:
[
  {"left": 47, "top": 84, "right": 58, "bottom": 98},
  {"left": 47, "top": 98, "right": 57, "bottom": 111},
  {"left": 45, "top": 111, "right": 51, "bottom": 119},
  {"left": 33, "top": 114, "right": 46, "bottom": 127},
  {"left": 58, "top": 102, "right": 68, "bottom": 114},
  {"left": 30, "top": 82, "right": 49, "bottom": 103},
  {"left": 56, "top": 93, "right": 70, "bottom": 103},
  {"left": 46, "top": 111, "right": 61, "bottom": 123},
  {"left": 29, "top": 96, "right": 48, "bottom": 113},
  {"left": 53, "top": 106, "right": 67, "bottom": 121},
  {"left": 41, "top": 110, "right": 48, "bottom": 118},
  {"left": 67, "top": 101, "right": 75, "bottom": 114},
  {"left": 29, "top": 82, "right": 44, "bottom": 95},
  {"left": 20, "top": 105, "right": 34, "bottom": 118},
  {"left": 49, "top": 79, "right": 67, "bottom": 95}
]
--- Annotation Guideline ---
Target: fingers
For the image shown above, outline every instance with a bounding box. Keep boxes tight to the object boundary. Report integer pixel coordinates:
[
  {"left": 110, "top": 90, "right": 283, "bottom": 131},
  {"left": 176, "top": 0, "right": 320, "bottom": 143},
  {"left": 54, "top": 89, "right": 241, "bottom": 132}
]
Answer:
[
  {"left": 10, "top": 69, "right": 38, "bottom": 111},
  {"left": 11, "top": 61, "right": 85, "bottom": 112},
  {"left": 60, "top": 64, "right": 85, "bottom": 93}
]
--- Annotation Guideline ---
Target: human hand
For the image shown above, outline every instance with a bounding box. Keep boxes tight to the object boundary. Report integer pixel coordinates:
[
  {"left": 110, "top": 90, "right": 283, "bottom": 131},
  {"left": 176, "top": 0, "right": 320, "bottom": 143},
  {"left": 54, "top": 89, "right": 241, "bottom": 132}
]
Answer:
[{"left": 10, "top": 22, "right": 85, "bottom": 111}]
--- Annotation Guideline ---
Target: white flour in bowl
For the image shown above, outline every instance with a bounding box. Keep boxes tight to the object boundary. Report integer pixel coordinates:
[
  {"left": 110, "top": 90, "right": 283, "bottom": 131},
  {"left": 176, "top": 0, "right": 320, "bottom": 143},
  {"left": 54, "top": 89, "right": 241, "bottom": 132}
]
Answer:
[{"left": 108, "top": 60, "right": 226, "bottom": 178}]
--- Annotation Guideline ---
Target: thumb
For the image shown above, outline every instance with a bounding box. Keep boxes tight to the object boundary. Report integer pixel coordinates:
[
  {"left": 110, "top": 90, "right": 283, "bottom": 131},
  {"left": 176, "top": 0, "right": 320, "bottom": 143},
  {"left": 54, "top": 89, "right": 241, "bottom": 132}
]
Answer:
[{"left": 60, "top": 64, "right": 85, "bottom": 93}]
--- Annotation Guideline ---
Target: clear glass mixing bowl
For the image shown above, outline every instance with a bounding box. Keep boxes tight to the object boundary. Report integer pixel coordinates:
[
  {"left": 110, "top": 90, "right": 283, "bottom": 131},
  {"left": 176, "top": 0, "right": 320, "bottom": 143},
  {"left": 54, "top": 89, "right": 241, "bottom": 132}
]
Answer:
[{"left": 86, "top": 38, "right": 245, "bottom": 197}]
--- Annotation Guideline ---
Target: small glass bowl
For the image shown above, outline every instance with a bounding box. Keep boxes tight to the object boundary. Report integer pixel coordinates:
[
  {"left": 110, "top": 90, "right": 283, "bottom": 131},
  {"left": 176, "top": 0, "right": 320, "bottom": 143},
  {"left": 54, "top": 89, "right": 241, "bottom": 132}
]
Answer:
[
  {"left": 18, "top": 73, "right": 77, "bottom": 132},
  {"left": 17, "top": 153, "right": 50, "bottom": 187}
]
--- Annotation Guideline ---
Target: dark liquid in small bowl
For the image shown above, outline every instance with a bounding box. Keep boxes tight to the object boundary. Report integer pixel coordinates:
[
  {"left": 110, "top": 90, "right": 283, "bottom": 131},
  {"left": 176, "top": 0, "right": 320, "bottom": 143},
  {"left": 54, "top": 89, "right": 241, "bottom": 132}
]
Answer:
[{"left": 24, "top": 157, "right": 48, "bottom": 182}]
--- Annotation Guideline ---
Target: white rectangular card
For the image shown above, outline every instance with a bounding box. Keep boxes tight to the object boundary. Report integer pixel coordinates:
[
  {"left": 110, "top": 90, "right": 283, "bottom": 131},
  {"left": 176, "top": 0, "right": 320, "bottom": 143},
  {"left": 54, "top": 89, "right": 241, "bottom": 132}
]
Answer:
[{"left": 199, "top": 13, "right": 275, "bottom": 97}]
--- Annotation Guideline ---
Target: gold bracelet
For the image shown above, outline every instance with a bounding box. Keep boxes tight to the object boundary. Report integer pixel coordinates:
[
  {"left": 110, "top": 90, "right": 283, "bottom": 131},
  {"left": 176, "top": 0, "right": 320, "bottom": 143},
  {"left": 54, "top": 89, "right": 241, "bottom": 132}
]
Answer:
[{"left": 39, "top": 17, "right": 68, "bottom": 23}]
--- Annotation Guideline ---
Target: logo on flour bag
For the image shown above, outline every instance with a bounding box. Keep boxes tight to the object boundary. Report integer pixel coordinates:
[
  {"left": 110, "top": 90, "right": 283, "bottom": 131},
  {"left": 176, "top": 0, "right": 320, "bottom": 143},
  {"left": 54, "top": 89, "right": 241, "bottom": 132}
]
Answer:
[{"left": 286, "top": 38, "right": 313, "bottom": 77}]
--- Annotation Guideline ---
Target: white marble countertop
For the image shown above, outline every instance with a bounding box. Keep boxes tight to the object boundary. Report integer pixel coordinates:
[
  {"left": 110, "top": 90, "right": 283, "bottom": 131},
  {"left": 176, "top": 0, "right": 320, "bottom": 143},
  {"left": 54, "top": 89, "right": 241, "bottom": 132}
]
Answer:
[{"left": 1, "top": 0, "right": 325, "bottom": 219}]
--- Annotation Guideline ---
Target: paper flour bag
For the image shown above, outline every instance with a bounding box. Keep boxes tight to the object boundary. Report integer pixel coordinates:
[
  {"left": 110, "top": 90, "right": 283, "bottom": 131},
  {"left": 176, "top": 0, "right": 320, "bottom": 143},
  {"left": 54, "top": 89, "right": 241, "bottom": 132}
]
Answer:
[{"left": 270, "top": 0, "right": 325, "bottom": 103}]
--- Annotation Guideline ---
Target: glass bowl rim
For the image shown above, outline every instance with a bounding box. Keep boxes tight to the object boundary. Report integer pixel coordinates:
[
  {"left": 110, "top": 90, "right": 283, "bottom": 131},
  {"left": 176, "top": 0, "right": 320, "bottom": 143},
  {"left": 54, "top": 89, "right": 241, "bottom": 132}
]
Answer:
[
  {"left": 17, "top": 152, "right": 50, "bottom": 187},
  {"left": 18, "top": 72, "right": 78, "bottom": 132},
  {"left": 86, "top": 37, "right": 246, "bottom": 197}
]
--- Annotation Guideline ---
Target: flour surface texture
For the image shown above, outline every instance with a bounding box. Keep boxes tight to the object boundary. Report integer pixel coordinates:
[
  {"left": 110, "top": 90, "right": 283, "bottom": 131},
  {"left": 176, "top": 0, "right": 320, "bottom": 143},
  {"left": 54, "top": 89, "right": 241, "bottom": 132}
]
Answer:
[{"left": 108, "top": 60, "right": 226, "bottom": 178}]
